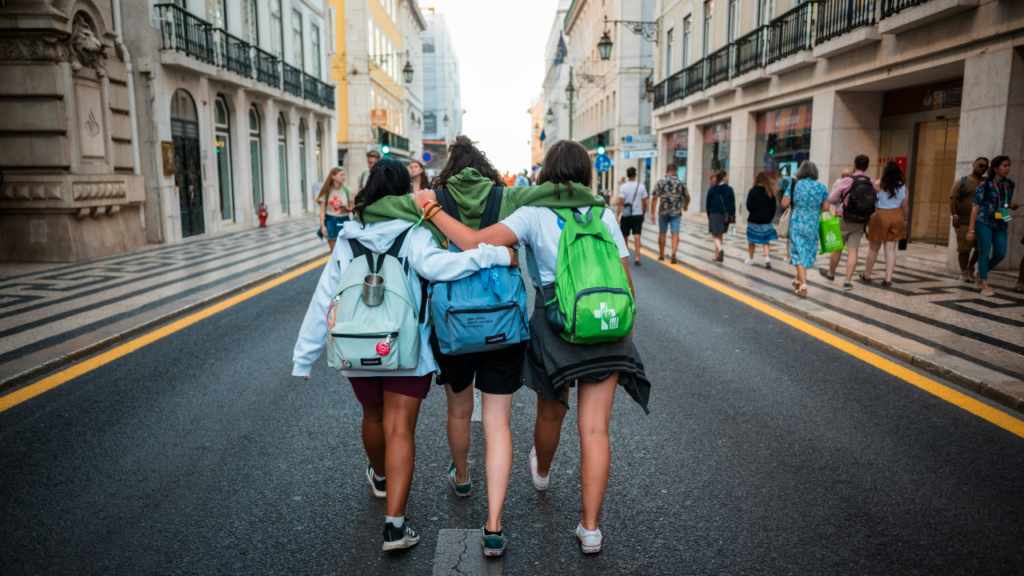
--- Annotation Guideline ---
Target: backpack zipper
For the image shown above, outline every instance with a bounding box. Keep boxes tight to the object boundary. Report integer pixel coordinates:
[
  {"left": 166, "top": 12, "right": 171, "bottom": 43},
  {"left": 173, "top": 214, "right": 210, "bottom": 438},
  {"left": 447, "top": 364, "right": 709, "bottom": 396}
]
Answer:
[
  {"left": 330, "top": 331, "right": 399, "bottom": 339},
  {"left": 446, "top": 302, "right": 519, "bottom": 322},
  {"left": 570, "top": 287, "right": 633, "bottom": 336}
]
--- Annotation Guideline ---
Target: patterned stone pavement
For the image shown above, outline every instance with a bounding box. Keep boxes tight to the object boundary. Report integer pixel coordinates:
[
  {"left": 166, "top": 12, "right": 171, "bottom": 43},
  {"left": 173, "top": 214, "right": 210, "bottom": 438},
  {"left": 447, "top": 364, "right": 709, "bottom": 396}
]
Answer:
[
  {"left": 0, "top": 217, "right": 328, "bottom": 386},
  {"left": 636, "top": 219, "right": 1024, "bottom": 411}
]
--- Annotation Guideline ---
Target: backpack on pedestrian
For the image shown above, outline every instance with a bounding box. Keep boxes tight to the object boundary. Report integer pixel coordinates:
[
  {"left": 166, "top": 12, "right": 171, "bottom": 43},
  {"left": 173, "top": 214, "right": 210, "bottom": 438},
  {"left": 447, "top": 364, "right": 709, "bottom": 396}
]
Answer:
[
  {"left": 841, "top": 175, "right": 877, "bottom": 224},
  {"left": 527, "top": 207, "right": 635, "bottom": 344},
  {"left": 429, "top": 187, "right": 530, "bottom": 355},
  {"left": 325, "top": 229, "right": 423, "bottom": 371}
]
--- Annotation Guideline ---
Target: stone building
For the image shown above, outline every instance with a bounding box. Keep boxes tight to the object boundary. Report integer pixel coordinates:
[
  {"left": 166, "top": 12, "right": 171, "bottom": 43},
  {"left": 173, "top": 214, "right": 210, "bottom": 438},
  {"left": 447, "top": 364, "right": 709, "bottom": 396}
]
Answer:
[
  {"left": 649, "top": 0, "right": 1023, "bottom": 272},
  {"left": 120, "top": 0, "right": 337, "bottom": 245},
  {"left": 334, "top": 0, "right": 425, "bottom": 185},
  {"left": 540, "top": 0, "right": 572, "bottom": 158},
  {"left": 420, "top": 9, "right": 462, "bottom": 175},
  {"left": 530, "top": 95, "right": 546, "bottom": 170},
  {"left": 0, "top": 0, "right": 146, "bottom": 261}
]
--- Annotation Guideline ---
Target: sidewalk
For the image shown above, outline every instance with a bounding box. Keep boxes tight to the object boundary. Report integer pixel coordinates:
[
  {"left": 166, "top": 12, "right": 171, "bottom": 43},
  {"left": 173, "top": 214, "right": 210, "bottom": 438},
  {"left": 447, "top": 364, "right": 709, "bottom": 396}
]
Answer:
[
  {"left": 0, "top": 217, "right": 328, "bottom": 389},
  {"left": 638, "top": 219, "right": 1024, "bottom": 414}
]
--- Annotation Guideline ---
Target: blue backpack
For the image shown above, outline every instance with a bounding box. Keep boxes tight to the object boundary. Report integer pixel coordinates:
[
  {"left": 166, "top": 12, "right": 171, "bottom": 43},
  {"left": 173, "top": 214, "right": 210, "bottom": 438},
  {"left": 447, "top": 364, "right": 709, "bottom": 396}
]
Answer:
[{"left": 429, "top": 186, "right": 530, "bottom": 355}]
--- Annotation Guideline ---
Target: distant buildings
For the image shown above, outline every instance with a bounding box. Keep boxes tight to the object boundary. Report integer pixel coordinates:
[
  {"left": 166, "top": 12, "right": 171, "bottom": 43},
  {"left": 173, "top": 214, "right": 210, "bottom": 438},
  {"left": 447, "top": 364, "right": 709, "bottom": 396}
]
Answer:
[{"left": 420, "top": 10, "right": 462, "bottom": 176}]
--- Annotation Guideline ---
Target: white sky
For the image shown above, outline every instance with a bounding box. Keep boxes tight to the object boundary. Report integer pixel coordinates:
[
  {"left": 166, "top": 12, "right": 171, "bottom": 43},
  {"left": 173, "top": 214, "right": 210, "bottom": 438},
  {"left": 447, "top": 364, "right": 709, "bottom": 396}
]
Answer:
[{"left": 424, "top": 0, "right": 555, "bottom": 173}]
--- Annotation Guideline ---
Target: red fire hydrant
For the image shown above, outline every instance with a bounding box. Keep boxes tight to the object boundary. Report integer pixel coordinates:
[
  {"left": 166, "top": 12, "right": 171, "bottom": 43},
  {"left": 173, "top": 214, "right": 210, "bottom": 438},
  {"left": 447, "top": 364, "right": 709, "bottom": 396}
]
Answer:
[{"left": 257, "top": 202, "right": 268, "bottom": 228}]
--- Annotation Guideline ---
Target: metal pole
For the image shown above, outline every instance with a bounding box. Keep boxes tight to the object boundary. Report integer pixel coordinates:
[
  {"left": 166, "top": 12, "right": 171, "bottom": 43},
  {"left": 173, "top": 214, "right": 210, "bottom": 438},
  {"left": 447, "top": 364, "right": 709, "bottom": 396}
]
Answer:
[{"left": 568, "top": 66, "right": 574, "bottom": 140}]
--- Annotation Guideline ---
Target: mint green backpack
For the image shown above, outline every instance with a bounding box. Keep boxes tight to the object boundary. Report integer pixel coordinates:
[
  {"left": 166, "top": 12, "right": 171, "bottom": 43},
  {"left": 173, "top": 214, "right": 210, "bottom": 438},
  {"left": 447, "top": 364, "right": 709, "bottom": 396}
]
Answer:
[{"left": 527, "top": 207, "right": 635, "bottom": 344}]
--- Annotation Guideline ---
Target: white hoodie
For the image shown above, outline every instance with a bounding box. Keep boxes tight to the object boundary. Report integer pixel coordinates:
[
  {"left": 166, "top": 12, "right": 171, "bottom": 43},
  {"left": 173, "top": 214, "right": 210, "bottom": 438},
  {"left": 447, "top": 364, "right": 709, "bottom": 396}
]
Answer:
[{"left": 292, "top": 219, "right": 511, "bottom": 379}]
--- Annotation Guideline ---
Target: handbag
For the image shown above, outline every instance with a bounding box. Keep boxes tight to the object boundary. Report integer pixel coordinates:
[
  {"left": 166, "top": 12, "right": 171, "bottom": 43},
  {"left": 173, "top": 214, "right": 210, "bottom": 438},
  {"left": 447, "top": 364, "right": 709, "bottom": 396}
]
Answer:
[
  {"left": 777, "top": 181, "right": 793, "bottom": 239},
  {"left": 714, "top": 186, "right": 736, "bottom": 224},
  {"left": 621, "top": 182, "right": 638, "bottom": 218}
]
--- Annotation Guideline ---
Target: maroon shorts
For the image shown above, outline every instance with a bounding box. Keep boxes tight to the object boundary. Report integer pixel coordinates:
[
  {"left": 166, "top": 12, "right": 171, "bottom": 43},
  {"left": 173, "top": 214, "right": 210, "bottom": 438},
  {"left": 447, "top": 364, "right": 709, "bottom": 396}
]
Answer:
[{"left": 348, "top": 374, "right": 433, "bottom": 406}]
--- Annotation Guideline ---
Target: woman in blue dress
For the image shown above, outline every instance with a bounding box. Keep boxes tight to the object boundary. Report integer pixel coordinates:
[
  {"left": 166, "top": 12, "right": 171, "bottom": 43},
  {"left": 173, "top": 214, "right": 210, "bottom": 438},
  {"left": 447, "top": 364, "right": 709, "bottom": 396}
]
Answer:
[{"left": 781, "top": 161, "right": 830, "bottom": 298}]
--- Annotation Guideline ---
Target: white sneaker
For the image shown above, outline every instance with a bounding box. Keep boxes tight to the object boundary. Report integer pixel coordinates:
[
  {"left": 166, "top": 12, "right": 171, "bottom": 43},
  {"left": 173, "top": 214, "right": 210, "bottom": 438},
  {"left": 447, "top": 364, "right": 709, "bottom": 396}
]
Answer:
[
  {"left": 744, "top": 259, "right": 755, "bottom": 265},
  {"left": 529, "top": 447, "right": 549, "bottom": 491},
  {"left": 575, "top": 524, "right": 602, "bottom": 553}
]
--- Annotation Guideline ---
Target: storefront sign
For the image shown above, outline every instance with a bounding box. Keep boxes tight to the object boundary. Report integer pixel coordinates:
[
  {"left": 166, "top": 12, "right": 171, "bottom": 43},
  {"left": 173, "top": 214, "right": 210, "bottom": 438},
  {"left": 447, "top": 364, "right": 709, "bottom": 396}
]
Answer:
[
  {"left": 703, "top": 121, "right": 731, "bottom": 143},
  {"left": 883, "top": 78, "right": 963, "bottom": 117},
  {"left": 161, "top": 141, "right": 175, "bottom": 175},
  {"left": 757, "top": 103, "right": 813, "bottom": 135},
  {"left": 670, "top": 130, "right": 688, "bottom": 149},
  {"left": 371, "top": 109, "right": 388, "bottom": 127}
]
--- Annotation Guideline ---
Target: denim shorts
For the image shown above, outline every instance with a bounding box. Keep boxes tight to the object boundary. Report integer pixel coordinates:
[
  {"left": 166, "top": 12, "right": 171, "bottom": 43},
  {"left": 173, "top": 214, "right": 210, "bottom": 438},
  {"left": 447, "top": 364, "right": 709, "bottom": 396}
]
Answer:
[
  {"left": 658, "top": 214, "right": 681, "bottom": 233},
  {"left": 317, "top": 215, "right": 350, "bottom": 240}
]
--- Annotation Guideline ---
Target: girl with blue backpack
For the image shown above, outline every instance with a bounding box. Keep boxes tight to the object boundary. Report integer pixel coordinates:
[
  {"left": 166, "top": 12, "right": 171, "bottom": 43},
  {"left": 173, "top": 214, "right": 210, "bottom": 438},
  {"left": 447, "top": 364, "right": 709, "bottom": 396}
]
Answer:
[
  {"left": 415, "top": 140, "right": 651, "bottom": 555},
  {"left": 292, "top": 158, "right": 514, "bottom": 552}
]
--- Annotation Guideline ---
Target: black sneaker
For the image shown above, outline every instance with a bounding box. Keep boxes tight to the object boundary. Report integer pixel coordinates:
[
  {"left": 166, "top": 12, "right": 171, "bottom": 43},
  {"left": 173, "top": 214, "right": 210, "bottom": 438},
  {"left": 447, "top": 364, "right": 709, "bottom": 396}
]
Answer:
[
  {"left": 366, "top": 462, "right": 386, "bottom": 499},
  {"left": 818, "top": 268, "right": 835, "bottom": 281},
  {"left": 382, "top": 522, "right": 420, "bottom": 551}
]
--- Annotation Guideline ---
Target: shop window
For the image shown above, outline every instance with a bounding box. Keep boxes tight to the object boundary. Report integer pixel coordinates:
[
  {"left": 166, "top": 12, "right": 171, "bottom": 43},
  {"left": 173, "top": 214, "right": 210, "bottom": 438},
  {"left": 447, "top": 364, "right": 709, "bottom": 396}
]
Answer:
[
  {"left": 702, "top": 121, "right": 731, "bottom": 210},
  {"left": 754, "top": 103, "right": 812, "bottom": 222}
]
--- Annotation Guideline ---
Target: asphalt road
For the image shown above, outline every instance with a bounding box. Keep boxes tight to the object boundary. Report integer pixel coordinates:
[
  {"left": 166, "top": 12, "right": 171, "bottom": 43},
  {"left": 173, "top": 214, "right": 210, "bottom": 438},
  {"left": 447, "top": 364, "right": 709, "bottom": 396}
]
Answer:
[{"left": 1, "top": 252, "right": 1023, "bottom": 575}]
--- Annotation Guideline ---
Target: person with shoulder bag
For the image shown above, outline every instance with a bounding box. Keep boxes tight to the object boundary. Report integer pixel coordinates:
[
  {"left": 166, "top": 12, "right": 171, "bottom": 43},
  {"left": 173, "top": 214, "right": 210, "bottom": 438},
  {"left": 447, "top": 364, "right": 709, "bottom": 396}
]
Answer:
[
  {"left": 706, "top": 170, "right": 736, "bottom": 262},
  {"left": 820, "top": 155, "right": 874, "bottom": 290},
  {"left": 966, "top": 156, "right": 1018, "bottom": 296}
]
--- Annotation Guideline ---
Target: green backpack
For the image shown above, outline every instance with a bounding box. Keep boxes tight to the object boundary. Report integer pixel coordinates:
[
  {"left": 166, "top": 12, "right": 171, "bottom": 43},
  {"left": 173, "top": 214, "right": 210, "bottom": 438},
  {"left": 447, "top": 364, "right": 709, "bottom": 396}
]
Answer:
[{"left": 527, "top": 207, "right": 635, "bottom": 344}]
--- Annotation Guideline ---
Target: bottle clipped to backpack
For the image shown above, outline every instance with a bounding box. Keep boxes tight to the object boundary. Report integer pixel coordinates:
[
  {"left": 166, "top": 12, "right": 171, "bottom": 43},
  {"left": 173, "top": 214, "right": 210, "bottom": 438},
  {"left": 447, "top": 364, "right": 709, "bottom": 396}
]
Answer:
[{"left": 528, "top": 207, "right": 635, "bottom": 345}]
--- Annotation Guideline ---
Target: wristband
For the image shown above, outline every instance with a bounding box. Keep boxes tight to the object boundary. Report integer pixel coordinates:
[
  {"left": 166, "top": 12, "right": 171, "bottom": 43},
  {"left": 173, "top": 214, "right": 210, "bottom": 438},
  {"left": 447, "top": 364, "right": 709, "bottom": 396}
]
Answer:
[
  {"left": 421, "top": 200, "right": 440, "bottom": 217},
  {"left": 423, "top": 205, "right": 442, "bottom": 220}
]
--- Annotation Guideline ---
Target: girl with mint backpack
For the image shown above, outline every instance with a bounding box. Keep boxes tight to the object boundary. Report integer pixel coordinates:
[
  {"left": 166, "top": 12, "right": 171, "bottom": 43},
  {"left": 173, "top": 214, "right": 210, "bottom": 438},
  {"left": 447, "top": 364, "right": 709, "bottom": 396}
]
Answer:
[
  {"left": 292, "top": 158, "right": 513, "bottom": 553},
  {"left": 414, "top": 140, "right": 651, "bottom": 555}
]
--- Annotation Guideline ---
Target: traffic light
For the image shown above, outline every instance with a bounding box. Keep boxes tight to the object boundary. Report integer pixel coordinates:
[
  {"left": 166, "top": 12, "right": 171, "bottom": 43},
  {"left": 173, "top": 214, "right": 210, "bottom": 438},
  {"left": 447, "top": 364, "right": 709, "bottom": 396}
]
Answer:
[
  {"left": 596, "top": 133, "right": 606, "bottom": 155},
  {"left": 379, "top": 129, "right": 390, "bottom": 157}
]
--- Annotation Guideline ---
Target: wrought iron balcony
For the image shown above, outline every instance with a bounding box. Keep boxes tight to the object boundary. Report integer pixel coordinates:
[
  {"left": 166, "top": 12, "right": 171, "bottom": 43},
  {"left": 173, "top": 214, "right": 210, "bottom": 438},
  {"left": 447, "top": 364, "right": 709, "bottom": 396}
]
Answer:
[
  {"left": 880, "top": 0, "right": 929, "bottom": 18},
  {"left": 253, "top": 46, "right": 280, "bottom": 88},
  {"left": 666, "top": 69, "right": 684, "bottom": 104},
  {"left": 705, "top": 46, "right": 732, "bottom": 88},
  {"left": 683, "top": 60, "right": 704, "bottom": 98},
  {"left": 732, "top": 25, "right": 768, "bottom": 77},
  {"left": 391, "top": 132, "right": 410, "bottom": 151},
  {"left": 653, "top": 79, "right": 666, "bottom": 109},
  {"left": 156, "top": 3, "right": 215, "bottom": 65},
  {"left": 302, "top": 72, "right": 319, "bottom": 103},
  {"left": 816, "top": 0, "right": 877, "bottom": 45},
  {"left": 214, "top": 29, "right": 252, "bottom": 78},
  {"left": 319, "top": 81, "right": 336, "bottom": 110},
  {"left": 282, "top": 62, "right": 303, "bottom": 97},
  {"left": 767, "top": 2, "right": 816, "bottom": 64}
]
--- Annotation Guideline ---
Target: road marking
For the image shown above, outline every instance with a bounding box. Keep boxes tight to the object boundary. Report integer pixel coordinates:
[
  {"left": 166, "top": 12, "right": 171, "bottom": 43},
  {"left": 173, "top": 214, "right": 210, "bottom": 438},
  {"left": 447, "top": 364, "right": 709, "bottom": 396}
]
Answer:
[
  {"left": 433, "top": 528, "right": 501, "bottom": 575},
  {"left": 0, "top": 256, "right": 330, "bottom": 414},
  {"left": 639, "top": 247, "right": 1024, "bottom": 440}
]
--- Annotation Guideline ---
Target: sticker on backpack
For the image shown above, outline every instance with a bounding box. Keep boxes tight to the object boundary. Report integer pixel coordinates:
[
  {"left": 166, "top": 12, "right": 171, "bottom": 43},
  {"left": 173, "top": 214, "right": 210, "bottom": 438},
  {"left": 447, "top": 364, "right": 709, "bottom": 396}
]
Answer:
[{"left": 595, "top": 302, "right": 619, "bottom": 331}]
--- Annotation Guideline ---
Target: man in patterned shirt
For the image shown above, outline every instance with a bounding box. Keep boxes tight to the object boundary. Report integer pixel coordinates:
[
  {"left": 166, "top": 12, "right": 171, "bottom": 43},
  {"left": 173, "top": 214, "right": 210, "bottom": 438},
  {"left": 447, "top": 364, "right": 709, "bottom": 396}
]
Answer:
[{"left": 650, "top": 164, "right": 690, "bottom": 263}]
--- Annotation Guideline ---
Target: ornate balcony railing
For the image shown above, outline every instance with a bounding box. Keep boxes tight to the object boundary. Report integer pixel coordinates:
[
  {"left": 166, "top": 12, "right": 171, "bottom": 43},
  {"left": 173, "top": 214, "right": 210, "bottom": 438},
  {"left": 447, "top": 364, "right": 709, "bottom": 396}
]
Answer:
[
  {"left": 816, "top": 0, "right": 876, "bottom": 45},
  {"left": 653, "top": 80, "right": 666, "bottom": 109},
  {"left": 253, "top": 46, "right": 280, "bottom": 88},
  {"left": 666, "top": 69, "right": 684, "bottom": 104},
  {"left": 302, "top": 72, "right": 319, "bottom": 103},
  {"left": 156, "top": 4, "right": 215, "bottom": 65},
  {"left": 767, "top": 2, "right": 816, "bottom": 63},
  {"left": 732, "top": 25, "right": 768, "bottom": 77},
  {"left": 880, "top": 0, "right": 929, "bottom": 18},
  {"left": 214, "top": 29, "right": 252, "bottom": 77},
  {"left": 282, "top": 62, "right": 303, "bottom": 97},
  {"left": 391, "top": 132, "right": 410, "bottom": 151},
  {"left": 705, "top": 46, "right": 732, "bottom": 88},
  {"left": 319, "top": 81, "right": 336, "bottom": 110},
  {"left": 683, "top": 60, "right": 704, "bottom": 98}
]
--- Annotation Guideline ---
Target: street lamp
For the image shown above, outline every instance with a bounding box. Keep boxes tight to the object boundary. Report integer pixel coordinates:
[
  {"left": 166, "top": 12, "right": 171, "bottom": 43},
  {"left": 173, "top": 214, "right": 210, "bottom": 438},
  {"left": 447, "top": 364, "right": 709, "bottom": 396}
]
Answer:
[
  {"left": 645, "top": 75, "right": 655, "bottom": 103},
  {"left": 565, "top": 67, "right": 575, "bottom": 140},
  {"left": 402, "top": 61, "right": 414, "bottom": 84},
  {"left": 565, "top": 81, "right": 575, "bottom": 102},
  {"left": 545, "top": 107, "right": 554, "bottom": 124},
  {"left": 443, "top": 113, "right": 449, "bottom": 128},
  {"left": 598, "top": 31, "right": 613, "bottom": 61}
]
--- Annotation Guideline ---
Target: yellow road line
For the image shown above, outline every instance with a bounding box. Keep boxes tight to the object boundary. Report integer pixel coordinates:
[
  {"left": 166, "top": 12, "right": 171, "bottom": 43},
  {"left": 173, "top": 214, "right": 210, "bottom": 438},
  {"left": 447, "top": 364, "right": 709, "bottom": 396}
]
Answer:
[
  {"left": 0, "top": 256, "right": 330, "bottom": 414},
  {"left": 639, "top": 247, "right": 1024, "bottom": 440}
]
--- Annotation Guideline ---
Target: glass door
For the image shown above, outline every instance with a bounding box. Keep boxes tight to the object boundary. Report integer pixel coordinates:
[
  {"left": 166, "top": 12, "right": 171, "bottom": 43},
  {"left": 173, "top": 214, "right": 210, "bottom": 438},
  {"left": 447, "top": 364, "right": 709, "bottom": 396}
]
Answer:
[{"left": 910, "top": 119, "right": 959, "bottom": 245}]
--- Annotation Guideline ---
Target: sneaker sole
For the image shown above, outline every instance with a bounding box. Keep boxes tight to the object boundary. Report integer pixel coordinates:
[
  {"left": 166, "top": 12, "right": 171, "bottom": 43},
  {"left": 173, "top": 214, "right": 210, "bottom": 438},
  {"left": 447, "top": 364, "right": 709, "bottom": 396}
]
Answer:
[
  {"left": 481, "top": 542, "right": 506, "bottom": 557},
  {"left": 448, "top": 472, "right": 472, "bottom": 498},
  {"left": 529, "top": 453, "right": 549, "bottom": 491},
  {"left": 366, "top": 468, "right": 386, "bottom": 499},
  {"left": 382, "top": 536, "right": 420, "bottom": 551},
  {"left": 576, "top": 533, "right": 601, "bottom": 554}
]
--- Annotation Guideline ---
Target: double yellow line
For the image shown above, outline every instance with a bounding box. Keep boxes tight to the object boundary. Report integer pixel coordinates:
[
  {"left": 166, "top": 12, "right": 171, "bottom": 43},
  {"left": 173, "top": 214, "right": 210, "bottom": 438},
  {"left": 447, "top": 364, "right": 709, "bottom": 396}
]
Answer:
[
  {"left": 639, "top": 247, "right": 1024, "bottom": 439},
  {"left": 3, "top": 249, "right": 1022, "bottom": 441},
  {"left": 0, "top": 256, "right": 329, "bottom": 413}
]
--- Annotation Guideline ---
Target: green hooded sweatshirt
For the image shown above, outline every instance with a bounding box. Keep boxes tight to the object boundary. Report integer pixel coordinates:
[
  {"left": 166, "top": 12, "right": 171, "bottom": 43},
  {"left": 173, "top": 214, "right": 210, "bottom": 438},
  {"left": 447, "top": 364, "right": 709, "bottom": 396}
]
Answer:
[{"left": 355, "top": 176, "right": 604, "bottom": 248}]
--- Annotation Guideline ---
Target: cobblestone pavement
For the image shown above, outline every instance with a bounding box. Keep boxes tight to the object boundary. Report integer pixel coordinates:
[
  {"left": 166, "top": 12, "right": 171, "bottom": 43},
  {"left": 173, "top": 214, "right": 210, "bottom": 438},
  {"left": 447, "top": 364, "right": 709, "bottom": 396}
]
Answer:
[
  {"left": 0, "top": 217, "right": 327, "bottom": 385},
  {"left": 636, "top": 218, "right": 1024, "bottom": 410}
]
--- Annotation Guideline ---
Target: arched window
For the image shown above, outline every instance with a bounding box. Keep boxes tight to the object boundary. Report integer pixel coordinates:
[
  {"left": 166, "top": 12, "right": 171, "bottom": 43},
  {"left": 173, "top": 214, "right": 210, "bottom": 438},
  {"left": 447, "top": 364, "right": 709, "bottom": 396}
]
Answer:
[
  {"left": 170, "top": 89, "right": 204, "bottom": 237},
  {"left": 248, "top": 106, "right": 264, "bottom": 213},
  {"left": 277, "top": 114, "right": 288, "bottom": 215},
  {"left": 315, "top": 123, "right": 324, "bottom": 182},
  {"left": 214, "top": 96, "right": 234, "bottom": 222}
]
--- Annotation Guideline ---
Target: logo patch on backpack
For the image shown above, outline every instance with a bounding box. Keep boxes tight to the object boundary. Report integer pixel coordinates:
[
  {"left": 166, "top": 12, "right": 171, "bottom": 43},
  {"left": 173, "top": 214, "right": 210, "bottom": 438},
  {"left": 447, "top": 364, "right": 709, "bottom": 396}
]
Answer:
[
  {"left": 341, "top": 359, "right": 352, "bottom": 369},
  {"left": 485, "top": 333, "right": 507, "bottom": 345},
  {"left": 595, "top": 302, "right": 619, "bottom": 330},
  {"left": 360, "top": 358, "right": 383, "bottom": 366}
]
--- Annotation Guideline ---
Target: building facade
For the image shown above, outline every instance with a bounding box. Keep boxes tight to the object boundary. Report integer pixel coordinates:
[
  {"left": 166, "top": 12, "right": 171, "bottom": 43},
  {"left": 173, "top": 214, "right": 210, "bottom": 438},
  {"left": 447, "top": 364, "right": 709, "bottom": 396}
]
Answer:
[
  {"left": 563, "top": 0, "right": 657, "bottom": 198},
  {"left": 0, "top": 0, "right": 146, "bottom": 261},
  {"left": 117, "top": 0, "right": 336, "bottom": 246},
  {"left": 651, "top": 0, "right": 1023, "bottom": 272},
  {"left": 334, "top": 0, "right": 425, "bottom": 185},
  {"left": 420, "top": 9, "right": 462, "bottom": 175},
  {"left": 530, "top": 95, "right": 546, "bottom": 170},
  {"left": 540, "top": 0, "right": 572, "bottom": 158}
]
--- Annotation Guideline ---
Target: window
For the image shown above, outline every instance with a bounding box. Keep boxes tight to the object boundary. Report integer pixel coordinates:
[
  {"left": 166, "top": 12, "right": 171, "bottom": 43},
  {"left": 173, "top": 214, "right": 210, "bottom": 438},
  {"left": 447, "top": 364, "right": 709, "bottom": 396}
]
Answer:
[
  {"left": 299, "top": 121, "right": 307, "bottom": 211},
  {"left": 728, "top": 0, "right": 740, "bottom": 42},
  {"left": 315, "top": 123, "right": 323, "bottom": 182},
  {"left": 311, "top": 24, "right": 321, "bottom": 78},
  {"left": 271, "top": 0, "right": 283, "bottom": 58},
  {"left": 425, "top": 113, "right": 436, "bottom": 134},
  {"left": 703, "top": 1, "right": 714, "bottom": 56},
  {"left": 292, "top": 9, "right": 304, "bottom": 70},
  {"left": 277, "top": 115, "right": 288, "bottom": 215},
  {"left": 665, "top": 28, "right": 674, "bottom": 76},
  {"left": 758, "top": 0, "right": 774, "bottom": 26},
  {"left": 248, "top": 107, "right": 263, "bottom": 213},
  {"left": 208, "top": 0, "right": 226, "bottom": 28},
  {"left": 682, "top": 16, "right": 691, "bottom": 65},
  {"left": 242, "top": 0, "right": 258, "bottom": 44}
]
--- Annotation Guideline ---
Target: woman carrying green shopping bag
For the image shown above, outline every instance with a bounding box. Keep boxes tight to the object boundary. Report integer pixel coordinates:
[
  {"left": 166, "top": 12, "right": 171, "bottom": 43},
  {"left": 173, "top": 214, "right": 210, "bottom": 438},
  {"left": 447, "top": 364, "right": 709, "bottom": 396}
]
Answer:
[{"left": 781, "top": 161, "right": 831, "bottom": 298}]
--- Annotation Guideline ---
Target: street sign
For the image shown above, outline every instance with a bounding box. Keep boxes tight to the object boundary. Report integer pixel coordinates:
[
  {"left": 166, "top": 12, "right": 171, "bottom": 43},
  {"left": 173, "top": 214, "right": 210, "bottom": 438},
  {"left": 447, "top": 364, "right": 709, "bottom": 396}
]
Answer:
[
  {"left": 594, "top": 153, "right": 612, "bottom": 173},
  {"left": 421, "top": 151, "right": 433, "bottom": 163},
  {"left": 620, "top": 142, "right": 658, "bottom": 152},
  {"left": 621, "top": 134, "right": 657, "bottom": 144},
  {"left": 621, "top": 150, "right": 658, "bottom": 159},
  {"left": 371, "top": 109, "right": 387, "bottom": 127}
]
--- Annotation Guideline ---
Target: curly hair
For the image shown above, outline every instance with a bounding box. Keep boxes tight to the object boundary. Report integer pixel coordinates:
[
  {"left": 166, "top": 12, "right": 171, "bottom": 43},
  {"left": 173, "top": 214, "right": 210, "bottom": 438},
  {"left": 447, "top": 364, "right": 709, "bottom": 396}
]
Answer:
[
  {"left": 430, "top": 135, "right": 504, "bottom": 189},
  {"left": 353, "top": 157, "right": 412, "bottom": 224}
]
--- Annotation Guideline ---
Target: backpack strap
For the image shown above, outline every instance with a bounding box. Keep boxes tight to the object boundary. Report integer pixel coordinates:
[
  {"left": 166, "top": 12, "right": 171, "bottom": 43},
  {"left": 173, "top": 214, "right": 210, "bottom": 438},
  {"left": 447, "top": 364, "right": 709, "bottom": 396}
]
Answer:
[
  {"left": 481, "top": 186, "right": 504, "bottom": 228},
  {"left": 960, "top": 175, "right": 967, "bottom": 198},
  {"left": 435, "top": 187, "right": 462, "bottom": 223},
  {"left": 347, "top": 239, "right": 376, "bottom": 272},
  {"left": 385, "top": 227, "right": 412, "bottom": 274}
]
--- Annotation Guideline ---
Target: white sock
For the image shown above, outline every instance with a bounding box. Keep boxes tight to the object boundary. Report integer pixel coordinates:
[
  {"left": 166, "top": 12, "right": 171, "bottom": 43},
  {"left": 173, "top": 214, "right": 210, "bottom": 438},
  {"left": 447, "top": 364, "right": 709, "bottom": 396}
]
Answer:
[
  {"left": 386, "top": 515, "right": 404, "bottom": 528},
  {"left": 579, "top": 524, "right": 600, "bottom": 535},
  {"left": 765, "top": 257, "right": 771, "bottom": 262},
  {"left": 373, "top": 471, "right": 386, "bottom": 482}
]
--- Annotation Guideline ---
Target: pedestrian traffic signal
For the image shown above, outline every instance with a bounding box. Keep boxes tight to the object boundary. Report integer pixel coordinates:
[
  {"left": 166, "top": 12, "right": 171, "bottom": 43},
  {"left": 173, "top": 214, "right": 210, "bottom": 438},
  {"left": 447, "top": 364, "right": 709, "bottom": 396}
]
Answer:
[
  {"left": 596, "top": 133, "right": 606, "bottom": 155},
  {"left": 381, "top": 144, "right": 390, "bottom": 156}
]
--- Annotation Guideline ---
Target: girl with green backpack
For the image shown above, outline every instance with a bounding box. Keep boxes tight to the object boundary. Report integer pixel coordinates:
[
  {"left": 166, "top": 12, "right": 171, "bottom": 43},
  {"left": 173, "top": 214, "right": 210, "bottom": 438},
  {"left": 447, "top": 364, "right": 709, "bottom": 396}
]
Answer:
[{"left": 414, "top": 140, "right": 651, "bottom": 555}]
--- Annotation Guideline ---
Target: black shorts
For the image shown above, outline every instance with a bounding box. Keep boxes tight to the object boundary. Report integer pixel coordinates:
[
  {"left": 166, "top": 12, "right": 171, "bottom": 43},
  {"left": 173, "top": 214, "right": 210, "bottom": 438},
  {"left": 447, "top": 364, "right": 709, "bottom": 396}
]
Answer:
[
  {"left": 429, "top": 330, "right": 526, "bottom": 395},
  {"left": 620, "top": 215, "right": 644, "bottom": 237}
]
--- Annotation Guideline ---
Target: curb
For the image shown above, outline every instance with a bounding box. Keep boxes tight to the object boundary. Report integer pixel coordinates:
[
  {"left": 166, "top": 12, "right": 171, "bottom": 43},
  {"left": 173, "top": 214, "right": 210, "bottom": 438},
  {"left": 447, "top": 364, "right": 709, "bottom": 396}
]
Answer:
[
  {"left": 0, "top": 251, "right": 328, "bottom": 394},
  {"left": 642, "top": 241, "right": 1024, "bottom": 416}
]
